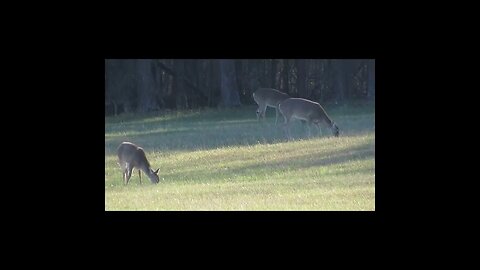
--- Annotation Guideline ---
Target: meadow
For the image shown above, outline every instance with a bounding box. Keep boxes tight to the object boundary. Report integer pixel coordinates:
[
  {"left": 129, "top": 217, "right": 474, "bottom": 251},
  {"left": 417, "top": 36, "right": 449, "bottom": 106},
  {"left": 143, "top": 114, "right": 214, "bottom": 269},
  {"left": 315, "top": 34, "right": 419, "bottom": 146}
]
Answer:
[{"left": 105, "top": 102, "right": 375, "bottom": 210}]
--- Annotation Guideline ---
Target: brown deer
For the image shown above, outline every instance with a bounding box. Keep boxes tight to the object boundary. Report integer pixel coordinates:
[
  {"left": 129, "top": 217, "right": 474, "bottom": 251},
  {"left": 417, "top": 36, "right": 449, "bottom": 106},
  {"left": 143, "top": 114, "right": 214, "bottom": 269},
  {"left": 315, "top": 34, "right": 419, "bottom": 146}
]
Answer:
[
  {"left": 252, "top": 88, "right": 290, "bottom": 125},
  {"left": 278, "top": 98, "right": 339, "bottom": 140},
  {"left": 117, "top": 142, "right": 160, "bottom": 185}
]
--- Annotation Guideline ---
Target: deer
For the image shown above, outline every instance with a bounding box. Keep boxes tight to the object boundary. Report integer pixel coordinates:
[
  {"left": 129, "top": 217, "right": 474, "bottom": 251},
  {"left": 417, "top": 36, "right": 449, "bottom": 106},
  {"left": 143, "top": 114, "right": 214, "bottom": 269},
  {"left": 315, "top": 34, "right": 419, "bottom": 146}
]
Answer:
[
  {"left": 252, "top": 88, "right": 290, "bottom": 125},
  {"left": 278, "top": 98, "right": 340, "bottom": 140},
  {"left": 117, "top": 142, "right": 160, "bottom": 185}
]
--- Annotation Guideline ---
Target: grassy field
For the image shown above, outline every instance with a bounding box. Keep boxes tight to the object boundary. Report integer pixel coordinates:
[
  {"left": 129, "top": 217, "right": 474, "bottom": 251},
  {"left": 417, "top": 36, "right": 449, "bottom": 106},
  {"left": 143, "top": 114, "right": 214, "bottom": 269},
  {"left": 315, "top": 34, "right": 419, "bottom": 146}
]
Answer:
[{"left": 105, "top": 102, "right": 375, "bottom": 211}]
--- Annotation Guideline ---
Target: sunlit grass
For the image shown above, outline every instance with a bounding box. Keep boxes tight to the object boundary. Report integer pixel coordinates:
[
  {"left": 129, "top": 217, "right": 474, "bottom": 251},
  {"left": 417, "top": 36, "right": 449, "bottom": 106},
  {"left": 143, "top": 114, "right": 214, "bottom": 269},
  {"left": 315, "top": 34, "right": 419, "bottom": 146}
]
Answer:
[{"left": 105, "top": 103, "right": 375, "bottom": 211}]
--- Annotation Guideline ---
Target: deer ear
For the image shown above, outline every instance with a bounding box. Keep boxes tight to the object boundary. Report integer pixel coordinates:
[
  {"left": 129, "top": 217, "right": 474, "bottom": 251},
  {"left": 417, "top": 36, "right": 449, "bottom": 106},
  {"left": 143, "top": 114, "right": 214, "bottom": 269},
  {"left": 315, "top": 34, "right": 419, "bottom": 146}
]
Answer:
[{"left": 154, "top": 168, "right": 159, "bottom": 174}]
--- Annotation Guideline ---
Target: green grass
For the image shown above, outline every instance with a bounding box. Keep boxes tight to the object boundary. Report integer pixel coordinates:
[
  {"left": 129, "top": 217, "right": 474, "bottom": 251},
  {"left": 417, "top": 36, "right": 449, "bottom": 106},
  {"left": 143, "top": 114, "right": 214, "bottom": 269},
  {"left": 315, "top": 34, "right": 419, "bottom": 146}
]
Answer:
[{"left": 105, "top": 102, "right": 375, "bottom": 211}]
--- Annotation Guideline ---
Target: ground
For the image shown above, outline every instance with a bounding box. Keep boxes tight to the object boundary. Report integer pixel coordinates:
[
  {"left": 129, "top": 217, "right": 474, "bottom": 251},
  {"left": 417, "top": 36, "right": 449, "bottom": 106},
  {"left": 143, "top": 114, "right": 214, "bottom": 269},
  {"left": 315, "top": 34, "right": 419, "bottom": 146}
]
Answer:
[{"left": 105, "top": 102, "right": 375, "bottom": 210}]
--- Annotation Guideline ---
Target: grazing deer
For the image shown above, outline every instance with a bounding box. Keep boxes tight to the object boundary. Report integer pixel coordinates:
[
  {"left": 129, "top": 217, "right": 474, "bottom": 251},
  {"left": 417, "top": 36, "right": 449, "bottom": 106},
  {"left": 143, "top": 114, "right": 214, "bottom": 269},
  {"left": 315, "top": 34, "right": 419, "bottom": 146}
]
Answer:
[
  {"left": 117, "top": 142, "right": 160, "bottom": 185},
  {"left": 252, "top": 88, "right": 290, "bottom": 125},
  {"left": 278, "top": 98, "right": 340, "bottom": 140}
]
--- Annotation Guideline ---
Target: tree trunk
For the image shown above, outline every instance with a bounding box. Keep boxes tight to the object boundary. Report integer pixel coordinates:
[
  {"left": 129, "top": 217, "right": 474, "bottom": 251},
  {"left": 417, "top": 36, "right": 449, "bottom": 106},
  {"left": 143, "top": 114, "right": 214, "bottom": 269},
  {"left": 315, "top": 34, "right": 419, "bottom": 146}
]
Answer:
[
  {"left": 332, "top": 59, "right": 346, "bottom": 103},
  {"left": 236, "top": 59, "right": 251, "bottom": 104},
  {"left": 295, "top": 59, "right": 307, "bottom": 98},
  {"left": 305, "top": 60, "right": 312, "bottom": 98},
  {"left": 345, "top": 59, "right": 360, "bottom": 99},
  {"left": 270, "top": 59, "right": 277, "bottom": 89},
  {"left": 249, "top": 59, "right": 261, "bottom": 92},
  {"left": 185, "top": 59, "right": 195, "bottom": 108},
  {"left": 219, "top": 59, "right": 241, "bottom": 107},
  {"left": 105, "top": 59, "right": 131, "bottom": 114},
  {"left": 209, "top": 60, "right": 218, "bottom": 107},
  {"left": 135, "top": 59, "right": 158, "bottom": 113},
  {"left": 282, "top": 59, "right": 290, "bottom": 94},
  {"left": 173, "top": 60, "right": 187, "bottom": 109},
  {"left": 367, "top": 59, "right": 375, "bottom": 100}
]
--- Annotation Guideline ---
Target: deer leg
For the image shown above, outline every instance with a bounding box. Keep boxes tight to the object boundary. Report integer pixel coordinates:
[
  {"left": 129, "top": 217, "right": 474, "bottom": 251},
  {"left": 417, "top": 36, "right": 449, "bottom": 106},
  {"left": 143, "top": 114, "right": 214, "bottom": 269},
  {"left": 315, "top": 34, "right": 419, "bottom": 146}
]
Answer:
[
  {"left": 120, "top": 162, "right": 126, "bottom": 185},
  {"left": 125, "top": 164, "right": 133, "bottom": 185},
  {"left": 138, "top": 169, "right": 142, "bottom": 184},
  {"left": 283, "top": 116, "right": 292, "bottom": 140},
  {"left": 275, "top": 108, "right": 279, "bottom": 125},
  {"left": 275, "top": 107, "right": 284, "bottom": 126},
  {"left": 256, "top": 103, "right": 265, "bottom": 121},
  {"left": 126, "top": 169, "right": 132, "bottom": 185},
  {"left": 316, "top": 123, "right": 323, "bottom": 136},
  {"left": 260, "top": 104, "right": 267, "bottom": 122},
  {"left": 287, "top": 123, "right": 292, "bottom": 140},
  {"left": 306, "top": 121, "right": 312, "bottom": 138}
]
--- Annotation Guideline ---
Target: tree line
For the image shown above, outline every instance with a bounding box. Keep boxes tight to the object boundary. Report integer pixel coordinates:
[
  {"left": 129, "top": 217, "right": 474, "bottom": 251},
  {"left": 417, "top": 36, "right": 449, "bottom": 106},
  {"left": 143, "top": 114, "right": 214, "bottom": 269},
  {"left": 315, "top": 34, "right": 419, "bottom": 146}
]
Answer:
[{"left": 105, "top": 59, "right": 375, "bottom": 116}]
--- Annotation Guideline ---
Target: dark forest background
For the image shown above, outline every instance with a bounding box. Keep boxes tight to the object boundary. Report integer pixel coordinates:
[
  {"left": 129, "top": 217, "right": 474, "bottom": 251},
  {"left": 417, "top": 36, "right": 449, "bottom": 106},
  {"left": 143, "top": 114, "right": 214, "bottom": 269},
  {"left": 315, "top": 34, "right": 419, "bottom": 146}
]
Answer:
[{"left": 105, "top": 59, "right": 375, "bottom": 116}]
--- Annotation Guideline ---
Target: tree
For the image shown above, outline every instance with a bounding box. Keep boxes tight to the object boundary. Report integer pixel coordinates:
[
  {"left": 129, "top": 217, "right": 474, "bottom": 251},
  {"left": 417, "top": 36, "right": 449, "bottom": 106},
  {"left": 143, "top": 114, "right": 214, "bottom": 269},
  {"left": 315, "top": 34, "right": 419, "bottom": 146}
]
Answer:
[
  {"left": 247, "top": 59, "right": 262, "bottom": 95},
  {"left": 135, "top": 59, "right": 159, "bottom": 113},
  {"left": 270, "top": 59, "right": 278, "bottom": 89},
  {"left": 332, "top": 59, "right": 346, "bottom": 102},
  {"left": 367, "top": 59, "right": 375, "bottom": 99},
  {"left": 282, "top": 59, "right": 290, "bottom": 94},
  {"left": 207, "top": 59, "right": 219, "bottom": 107},
  {"left": 105, "top": 59, "right": 139, "bottom": 114},
  {"left": 172, "top": 59, "right": 187, "bottom": 109},
  {"left": 105, "top": 58, "right": 374, "bottom": 115},
  {"left": 219, "top": 59, "right": 241, "bottom": 107},
  {"left": 295, "top": 59, "right": 307, "bottom": 98}
]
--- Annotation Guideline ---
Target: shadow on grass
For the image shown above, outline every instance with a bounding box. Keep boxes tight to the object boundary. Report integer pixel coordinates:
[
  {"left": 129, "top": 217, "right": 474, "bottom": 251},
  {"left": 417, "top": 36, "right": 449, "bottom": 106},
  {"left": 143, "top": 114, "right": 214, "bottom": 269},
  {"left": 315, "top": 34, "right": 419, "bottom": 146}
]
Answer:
[
  {"left": 106, "top": 106, "right": 258, "bottom": 126},
  {"left": 161, "top": 140, "right": 375, "bottom": 184},
  {"left": 105, "top": 120, "right": 371, "bottom": 155},
  {"left": 105, "top": 104, "right": 374, "bottom": 154},
  {"left": 105, "top": 121, "right": 291, "bottom": 154}
]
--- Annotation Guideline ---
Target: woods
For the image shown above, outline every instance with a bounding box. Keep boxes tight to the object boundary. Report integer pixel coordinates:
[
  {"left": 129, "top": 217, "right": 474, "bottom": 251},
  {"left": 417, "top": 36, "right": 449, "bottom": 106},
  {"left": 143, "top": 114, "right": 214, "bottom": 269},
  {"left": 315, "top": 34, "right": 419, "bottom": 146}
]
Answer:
[{"left": 105, "top": 59, "right": 375, "bottom": 116}]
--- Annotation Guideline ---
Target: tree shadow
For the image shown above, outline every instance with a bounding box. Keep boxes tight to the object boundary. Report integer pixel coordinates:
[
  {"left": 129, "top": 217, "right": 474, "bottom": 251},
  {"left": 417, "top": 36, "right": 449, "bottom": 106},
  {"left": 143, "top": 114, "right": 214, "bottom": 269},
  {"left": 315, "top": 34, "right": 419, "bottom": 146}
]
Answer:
[
  {"left": 162, "top": 140, "right": 375, "bottom": 184},
  {"left": 106, "top": 106, "right": 258, "bottom": 126},
  {"left": 105, "top": 119, "right": 292, "bottom": 154},
  {"left": 105, "top": 105, "right": 374, "bottom": 154}
]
